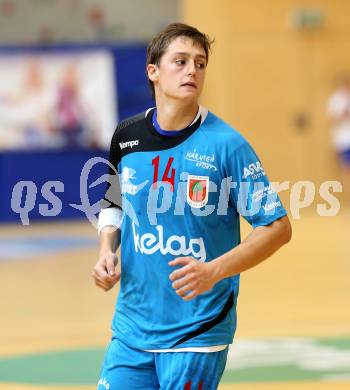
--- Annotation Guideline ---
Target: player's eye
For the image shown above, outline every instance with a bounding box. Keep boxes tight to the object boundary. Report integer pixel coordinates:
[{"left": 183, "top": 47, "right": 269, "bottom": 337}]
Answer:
[
  {"left": 175, "top": 59, "right": 186, "bottom": 65},
  {"left": 196, "top": 62, "right": 206, "bottom": 69}
]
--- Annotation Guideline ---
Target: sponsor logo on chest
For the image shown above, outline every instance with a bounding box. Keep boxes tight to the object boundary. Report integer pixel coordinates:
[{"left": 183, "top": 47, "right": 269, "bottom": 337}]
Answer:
[
  {"left": 185, "top": 149, "right": 217, "bottom": 171},
  {"left": 187, "top": 175, "right": 209, "bottom": 208},
  {"left": 132, "top": 222, "right": 206, "bottom": 262}
]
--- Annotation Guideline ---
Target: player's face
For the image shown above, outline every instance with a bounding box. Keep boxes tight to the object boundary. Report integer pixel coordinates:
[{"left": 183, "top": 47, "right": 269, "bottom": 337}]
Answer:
[{"left": 149, "top": 36, "right": 207, "bottom": 102}]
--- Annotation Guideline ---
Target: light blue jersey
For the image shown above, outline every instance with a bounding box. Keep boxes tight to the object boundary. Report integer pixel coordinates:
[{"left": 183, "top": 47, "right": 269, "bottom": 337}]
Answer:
[{"left": 104, "top": 107, "right": 287, "bottom": 350}]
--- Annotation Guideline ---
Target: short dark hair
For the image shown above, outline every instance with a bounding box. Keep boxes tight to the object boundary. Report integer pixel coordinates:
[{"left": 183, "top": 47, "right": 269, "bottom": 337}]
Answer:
[{"left": 146, "top": 22, "right": 213, "bottom": 98}]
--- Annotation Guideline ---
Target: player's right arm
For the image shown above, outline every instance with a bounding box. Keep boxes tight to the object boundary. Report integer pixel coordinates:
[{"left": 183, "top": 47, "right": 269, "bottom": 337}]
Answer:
[
  {"left": 92, "top": 112, "right": 145, "bottom": 291},
  {"left": 92, "top": 124, "right": 122, "bottom": 291},
  {"left": 92, "top": 225, "right": 121, "bottom": 291}
]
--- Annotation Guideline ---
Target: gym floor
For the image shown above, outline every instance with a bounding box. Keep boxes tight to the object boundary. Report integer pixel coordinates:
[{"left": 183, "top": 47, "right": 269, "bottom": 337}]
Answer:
[{"left": 0, "top": 211, "right": 349, "bottom": 389}]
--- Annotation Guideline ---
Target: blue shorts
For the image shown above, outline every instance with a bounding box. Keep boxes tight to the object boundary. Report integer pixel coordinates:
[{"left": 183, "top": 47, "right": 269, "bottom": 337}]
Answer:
[{"left": 97, "top": 338, "right": 229, "bottom": 390}]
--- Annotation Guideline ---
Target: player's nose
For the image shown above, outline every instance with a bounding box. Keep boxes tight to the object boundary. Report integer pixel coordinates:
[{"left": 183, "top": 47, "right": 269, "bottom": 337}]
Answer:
[{"left": 187, "top": 59, "right": 197, "bottom": 76}]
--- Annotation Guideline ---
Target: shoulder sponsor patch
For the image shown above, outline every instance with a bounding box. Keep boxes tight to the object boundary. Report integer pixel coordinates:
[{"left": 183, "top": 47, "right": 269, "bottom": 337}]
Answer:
[
  {"left": 119, "top": 139, "right": 139, "bottom": 150},
  {"left": 242, "top": 161, "right": 265, "bottom": 180}
]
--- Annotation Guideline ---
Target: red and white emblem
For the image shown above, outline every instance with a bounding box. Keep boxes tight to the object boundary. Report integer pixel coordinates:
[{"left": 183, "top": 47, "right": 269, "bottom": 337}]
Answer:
[{"left": 187, "top": 175, "right": 209, "bottom": 208}]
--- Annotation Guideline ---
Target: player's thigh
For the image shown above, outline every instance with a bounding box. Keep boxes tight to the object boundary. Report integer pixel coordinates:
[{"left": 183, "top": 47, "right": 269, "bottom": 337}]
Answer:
[
  {"left": 156, "top": 348, "right": 229, "bottom": 390},
  {"left": 97, "top": 337, "right": 159, "bottom": 390}
]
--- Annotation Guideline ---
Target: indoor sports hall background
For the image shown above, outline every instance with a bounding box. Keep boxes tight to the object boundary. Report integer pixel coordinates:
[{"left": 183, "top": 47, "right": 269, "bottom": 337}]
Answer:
[{"left": 0, "top": 0, "right": 349, "bottom": 389}]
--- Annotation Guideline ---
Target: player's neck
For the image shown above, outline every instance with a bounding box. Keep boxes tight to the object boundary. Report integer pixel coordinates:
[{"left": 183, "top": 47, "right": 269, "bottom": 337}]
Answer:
[{"left": 155, "top": 98, "right": 199, "bottom": 131}]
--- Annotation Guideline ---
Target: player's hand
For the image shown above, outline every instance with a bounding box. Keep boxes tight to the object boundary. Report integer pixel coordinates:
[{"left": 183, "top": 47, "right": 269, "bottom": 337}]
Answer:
[
  {"left": 168, "top": 257, "right": 216, "bottom": 301},
  {"left": 92, "top": 251, "right": 120, "bottom": 291}
]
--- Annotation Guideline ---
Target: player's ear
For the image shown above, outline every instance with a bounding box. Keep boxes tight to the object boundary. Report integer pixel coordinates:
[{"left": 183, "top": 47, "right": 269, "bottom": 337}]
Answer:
[{"left": 147, "top": 64, "right": 159, "bottom": 82}]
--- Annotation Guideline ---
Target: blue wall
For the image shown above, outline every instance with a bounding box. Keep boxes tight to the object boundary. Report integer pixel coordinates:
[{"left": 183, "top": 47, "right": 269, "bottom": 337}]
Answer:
[
  {"left": 0, "top": 149, "right": 109, "bottom": 224},
  {"left": 0, "top": 43, "right": 153, "bottom": 223}
]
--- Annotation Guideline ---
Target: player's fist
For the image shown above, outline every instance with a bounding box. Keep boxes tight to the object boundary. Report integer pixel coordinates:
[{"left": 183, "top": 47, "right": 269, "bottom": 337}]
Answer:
[
  {"left": 168, "top": 257, "right": 216, "bottom": 301},
  {"left": 92, "top": 251, "right": 120, "bottom": 291}
]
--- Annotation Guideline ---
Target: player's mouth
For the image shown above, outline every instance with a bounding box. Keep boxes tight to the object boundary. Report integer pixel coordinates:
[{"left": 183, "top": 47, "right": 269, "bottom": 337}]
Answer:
[{"left": 181, "top": 82, "right": 197, "bottom": 88}]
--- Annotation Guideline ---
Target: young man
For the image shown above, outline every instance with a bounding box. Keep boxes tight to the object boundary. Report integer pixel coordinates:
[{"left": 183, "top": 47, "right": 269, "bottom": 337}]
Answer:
[{"left": 93, "top": 23, "right": 292, "bottom": 390}]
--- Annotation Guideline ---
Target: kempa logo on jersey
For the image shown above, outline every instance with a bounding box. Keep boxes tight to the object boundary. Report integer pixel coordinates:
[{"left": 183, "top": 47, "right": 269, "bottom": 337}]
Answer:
[
  {"left": 132, "top": 222, "right": 206, "bottom": 262},
  {"left": 119, "top": 140, "right": 139, "bottom": 149},
  {"left": 185, "top": 149, "right": 217, "bottom": 171},
  {"left": 263, "top": 201, "right": 281, "bottom": 212},
  {"left": 242, "top": 161, "right": 265, "bottom": 180}
]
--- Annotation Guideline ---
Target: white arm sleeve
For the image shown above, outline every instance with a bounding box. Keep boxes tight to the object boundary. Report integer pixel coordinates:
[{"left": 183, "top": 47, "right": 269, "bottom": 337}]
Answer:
[{"left": 97, "top": 207, "right": 122, "bottom": 235}]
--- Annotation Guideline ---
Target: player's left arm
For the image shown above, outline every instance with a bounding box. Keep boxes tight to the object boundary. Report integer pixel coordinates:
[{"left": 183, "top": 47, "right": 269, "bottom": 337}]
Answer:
[{"left": 169, "top": 215, "right": 292, "bottom": 301}]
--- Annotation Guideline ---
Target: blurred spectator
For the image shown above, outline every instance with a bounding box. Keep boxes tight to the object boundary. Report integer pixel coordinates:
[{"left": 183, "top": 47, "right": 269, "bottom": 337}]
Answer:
[
  {"left": 55, "top": 63, "right": 85, "bottom": 148},
  {"left": 54, "top": 63, "right": 99, "bottom": 149},
  {"left": 0, "top": 60, "right": 57, "bottom": 149},
  {"left": 327, "top": 74, "right": 350, "bottom": 204},
  {"left": 0, "top": 53, "right": 110, "bottom": 151}
]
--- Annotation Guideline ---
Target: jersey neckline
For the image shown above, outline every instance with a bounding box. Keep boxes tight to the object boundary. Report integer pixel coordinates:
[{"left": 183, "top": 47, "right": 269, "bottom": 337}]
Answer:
[{"left": 145, "top": 106, "right": 209, "bottom": 140}]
